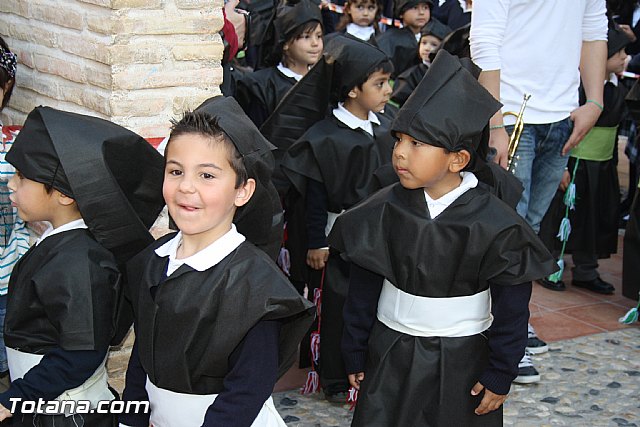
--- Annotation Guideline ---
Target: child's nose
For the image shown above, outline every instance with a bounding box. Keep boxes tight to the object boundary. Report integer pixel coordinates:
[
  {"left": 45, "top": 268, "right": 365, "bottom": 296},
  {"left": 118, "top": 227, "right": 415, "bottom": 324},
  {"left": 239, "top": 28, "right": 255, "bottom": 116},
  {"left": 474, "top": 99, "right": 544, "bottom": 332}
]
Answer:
[{"left": 177, "top": 176, "right": 196, "bottom": 192}]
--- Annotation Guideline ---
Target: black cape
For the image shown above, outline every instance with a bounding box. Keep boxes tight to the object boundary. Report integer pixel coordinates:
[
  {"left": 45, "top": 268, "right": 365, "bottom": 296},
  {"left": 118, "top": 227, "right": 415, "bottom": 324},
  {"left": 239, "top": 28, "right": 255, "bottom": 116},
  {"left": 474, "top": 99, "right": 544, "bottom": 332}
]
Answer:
[
  {"left": 234, "top": 67, "right": 297, "bottom": 127},
  {"left": 390, "top": 62, "right": 428, "bottom": 107},
  {"left": 5, "top": 230, "right": 120, "bottom": 352},
  {"left": 282, "top": 115, "right": 395, "bottom": 212},
  {"left": 329, "top": 183, "right": 557, "bottom": 295},
  {"left": 126, "top": 234, "right": 315, "bottom": 394},
  {"left": 375, "top": 27, "right": 418, "bottom": 78}
]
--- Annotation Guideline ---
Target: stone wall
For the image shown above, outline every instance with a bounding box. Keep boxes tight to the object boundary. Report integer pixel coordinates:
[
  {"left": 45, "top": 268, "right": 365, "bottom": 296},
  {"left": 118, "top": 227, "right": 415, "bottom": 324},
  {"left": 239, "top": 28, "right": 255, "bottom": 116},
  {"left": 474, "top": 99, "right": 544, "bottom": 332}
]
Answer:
[{"left": 0, "top": 0, "right": 225, "bottom": 137}]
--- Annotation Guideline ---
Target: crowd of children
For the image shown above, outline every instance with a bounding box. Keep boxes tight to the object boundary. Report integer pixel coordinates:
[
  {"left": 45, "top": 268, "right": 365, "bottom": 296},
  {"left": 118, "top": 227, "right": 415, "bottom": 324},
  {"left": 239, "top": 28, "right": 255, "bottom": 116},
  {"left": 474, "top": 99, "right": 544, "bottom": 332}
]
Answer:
[{"left": 0, "top": 0, "right": 637, "bottom": 425}]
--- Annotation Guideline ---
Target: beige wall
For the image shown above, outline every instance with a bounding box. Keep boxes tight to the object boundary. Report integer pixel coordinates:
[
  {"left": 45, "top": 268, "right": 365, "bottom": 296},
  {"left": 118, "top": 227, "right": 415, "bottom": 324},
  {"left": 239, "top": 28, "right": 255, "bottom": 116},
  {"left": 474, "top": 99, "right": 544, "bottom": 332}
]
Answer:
[{"left": 0, "top": 0, "right": 225, "bottom": 137}]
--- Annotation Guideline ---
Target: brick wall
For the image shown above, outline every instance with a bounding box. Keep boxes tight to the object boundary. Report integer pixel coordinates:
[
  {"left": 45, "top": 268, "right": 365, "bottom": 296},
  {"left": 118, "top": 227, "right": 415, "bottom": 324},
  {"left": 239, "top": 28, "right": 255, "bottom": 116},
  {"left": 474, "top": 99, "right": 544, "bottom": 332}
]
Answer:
[{"left": 0, "top": 0, "right": 224, "bottom": 137}]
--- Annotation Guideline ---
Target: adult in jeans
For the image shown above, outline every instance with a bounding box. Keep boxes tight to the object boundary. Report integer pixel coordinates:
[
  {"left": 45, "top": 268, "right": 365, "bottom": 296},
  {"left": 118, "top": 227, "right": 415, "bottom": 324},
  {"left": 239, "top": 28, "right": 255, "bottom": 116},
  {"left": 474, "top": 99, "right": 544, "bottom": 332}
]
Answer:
[{"left": 470, "top": 0, "right": 607, "bottom": 383}]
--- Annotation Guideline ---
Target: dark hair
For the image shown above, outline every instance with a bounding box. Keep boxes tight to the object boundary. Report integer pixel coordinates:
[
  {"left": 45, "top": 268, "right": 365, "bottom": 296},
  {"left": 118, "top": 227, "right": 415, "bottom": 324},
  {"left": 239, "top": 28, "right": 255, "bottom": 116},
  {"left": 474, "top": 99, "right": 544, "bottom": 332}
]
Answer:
[
  {"left": 336, "top": 0, "right": 383, "bottom": 33},
  {"left": 338, "top": 59, "right": 394, "bottom": 102},
  {"left": 264, "top": 20, "right": 323, "bottom": 67},
  {"left": 168, "top": 111, "right": 248, "bottom": 188},
  {"left": 0, "top": 36, "right": 15, "bottom": 111}
]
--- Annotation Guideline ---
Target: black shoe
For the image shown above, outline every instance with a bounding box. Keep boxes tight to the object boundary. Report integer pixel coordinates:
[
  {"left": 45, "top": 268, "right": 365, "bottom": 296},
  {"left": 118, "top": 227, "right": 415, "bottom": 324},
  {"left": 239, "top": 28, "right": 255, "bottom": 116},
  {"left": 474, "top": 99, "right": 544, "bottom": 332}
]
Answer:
[
  {"left": 573, "top": 277, "right": 615, "bottom": 295},
  {"left": 538, "top": 277, "right": 566, "bottom": 291},
  {"left": 324, "top": 390, "right": 348, "bottom": 404}
]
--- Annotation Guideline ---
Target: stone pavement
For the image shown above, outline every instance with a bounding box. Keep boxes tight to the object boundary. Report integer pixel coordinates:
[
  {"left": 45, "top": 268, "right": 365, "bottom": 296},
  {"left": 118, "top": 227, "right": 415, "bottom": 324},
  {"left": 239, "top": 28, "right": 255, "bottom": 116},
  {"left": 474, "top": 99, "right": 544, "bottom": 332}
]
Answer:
[{"left": 273, "top": 327, "right": 640, "bottom": 427}]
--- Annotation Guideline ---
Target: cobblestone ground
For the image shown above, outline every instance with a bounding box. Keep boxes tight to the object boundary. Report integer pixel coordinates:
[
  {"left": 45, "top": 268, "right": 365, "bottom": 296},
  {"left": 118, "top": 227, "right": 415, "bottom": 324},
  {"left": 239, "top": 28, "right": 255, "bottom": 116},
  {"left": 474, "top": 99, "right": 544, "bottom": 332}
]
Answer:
[{"left": 273, "top": 327, "right": 640, "bottom": 427}]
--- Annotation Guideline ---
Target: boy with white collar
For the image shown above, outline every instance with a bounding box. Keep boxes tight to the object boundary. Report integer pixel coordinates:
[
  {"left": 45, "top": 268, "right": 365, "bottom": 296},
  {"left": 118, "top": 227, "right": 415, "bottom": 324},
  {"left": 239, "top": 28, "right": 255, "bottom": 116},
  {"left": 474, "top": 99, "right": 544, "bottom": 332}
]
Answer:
[
  {"left": 280, "top": 34, "right": 394, "bottom": 402},
  {"left": 0, "top": 106, "right": 165, "bottom": 426}
]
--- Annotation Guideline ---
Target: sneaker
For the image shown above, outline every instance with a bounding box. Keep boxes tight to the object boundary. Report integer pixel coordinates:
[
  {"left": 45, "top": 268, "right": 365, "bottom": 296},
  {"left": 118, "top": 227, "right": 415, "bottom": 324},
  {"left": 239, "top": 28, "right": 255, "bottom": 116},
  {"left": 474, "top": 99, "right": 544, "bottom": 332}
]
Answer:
[
  {"left": 514, "top": 351, "right": 541, "bottom": 384},
  {"left": 526, "top": 323, "right": 548, "bottom": 354}
]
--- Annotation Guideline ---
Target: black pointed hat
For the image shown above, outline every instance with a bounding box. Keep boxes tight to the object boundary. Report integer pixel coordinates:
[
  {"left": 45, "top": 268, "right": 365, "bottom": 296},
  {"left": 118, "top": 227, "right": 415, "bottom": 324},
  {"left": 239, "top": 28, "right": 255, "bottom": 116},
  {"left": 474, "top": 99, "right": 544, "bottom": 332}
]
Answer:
[
  {"left": 394, "top": 0, "right": 432, "bottom": 19},
  {"left": 608, "top": 26, "right": 631, "bottom": 58},
  {"left": 324, "top": 33, "right": 392, "bottom": 103},
  {"left": 421, "top": 17, "right": 452, "bottom": 41},
  {"left": 7, "top": 106, "right": 165, "bottom": 262},
  {"left": 391, "top": 49, "right": 501, "bottom": 152},
  {"left": 194, "top": 96, "right": 283, "bottom": 260},
  {"left": 275, "top": 0, "right": 322, "bottom": 43}
]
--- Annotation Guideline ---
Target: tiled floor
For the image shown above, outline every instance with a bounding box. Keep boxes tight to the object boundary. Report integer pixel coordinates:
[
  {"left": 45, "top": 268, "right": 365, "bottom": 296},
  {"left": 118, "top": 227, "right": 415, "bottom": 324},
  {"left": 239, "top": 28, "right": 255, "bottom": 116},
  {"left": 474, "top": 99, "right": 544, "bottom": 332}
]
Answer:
[{"left": 529, "top": 235, "right": 638, "bottom": 343}]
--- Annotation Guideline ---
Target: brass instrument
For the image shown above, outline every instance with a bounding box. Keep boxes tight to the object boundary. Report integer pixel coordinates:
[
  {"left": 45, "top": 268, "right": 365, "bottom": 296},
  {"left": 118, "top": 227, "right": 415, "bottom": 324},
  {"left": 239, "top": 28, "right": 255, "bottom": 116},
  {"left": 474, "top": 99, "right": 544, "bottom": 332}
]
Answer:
[{"left": 503, "top": 93, "right": 531, "bottom": 172}]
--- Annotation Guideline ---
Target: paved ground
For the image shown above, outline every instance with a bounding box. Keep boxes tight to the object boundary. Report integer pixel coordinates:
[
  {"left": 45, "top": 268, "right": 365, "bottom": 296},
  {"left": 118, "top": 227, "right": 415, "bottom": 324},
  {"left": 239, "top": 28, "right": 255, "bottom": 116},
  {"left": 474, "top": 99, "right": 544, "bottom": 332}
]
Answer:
[{"left": 274, "top": 327, "right": 640, "bottom": 426}]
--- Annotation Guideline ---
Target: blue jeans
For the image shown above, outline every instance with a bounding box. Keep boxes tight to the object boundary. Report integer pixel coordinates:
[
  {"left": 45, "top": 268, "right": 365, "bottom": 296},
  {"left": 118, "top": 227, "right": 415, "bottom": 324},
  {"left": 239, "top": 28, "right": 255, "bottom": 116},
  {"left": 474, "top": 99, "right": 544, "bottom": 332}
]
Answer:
[
  {"left": 508, "top": 118, "right": 573, "bottom": 233},
  {"left": 0, "top": 294, "right": 6, "bottom": 372}
]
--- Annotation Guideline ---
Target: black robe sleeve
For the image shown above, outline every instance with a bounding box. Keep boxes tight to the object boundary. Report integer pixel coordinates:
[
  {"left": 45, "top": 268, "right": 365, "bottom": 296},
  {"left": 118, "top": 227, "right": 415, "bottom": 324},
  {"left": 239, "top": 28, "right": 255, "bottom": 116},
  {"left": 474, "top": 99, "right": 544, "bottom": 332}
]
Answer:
[
  {"left": 120, "top": 338, "right": 150, "bottom": 427},
  {"left": 306, "top": 178, "right": 329, "bottom": 249}
]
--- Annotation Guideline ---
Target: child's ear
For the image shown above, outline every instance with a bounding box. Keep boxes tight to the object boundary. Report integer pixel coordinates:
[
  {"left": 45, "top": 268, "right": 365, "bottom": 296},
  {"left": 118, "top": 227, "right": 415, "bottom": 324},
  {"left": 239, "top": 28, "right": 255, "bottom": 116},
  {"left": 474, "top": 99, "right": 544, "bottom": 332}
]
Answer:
[
  {"left": 234, "top": 178, "right": 256, "bottom": 207},
  {"left": 449, "top": 149, "right": 471, "bottom": 173},
  {"left": 348, "top": 89, "right": 358, "bottom": 99},
  {"left": 57, "top": 191, "right": 77, "bottom": 207}
]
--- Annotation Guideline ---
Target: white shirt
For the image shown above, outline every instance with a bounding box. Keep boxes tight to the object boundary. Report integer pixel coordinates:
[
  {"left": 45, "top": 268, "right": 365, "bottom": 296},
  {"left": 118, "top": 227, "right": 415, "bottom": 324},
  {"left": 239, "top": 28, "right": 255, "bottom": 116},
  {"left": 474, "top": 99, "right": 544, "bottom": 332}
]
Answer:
[
  {"left": 36, "top": 218, "right": 88, "bottom": 246},
  {"left": 332, "top": 102, "right": 380, "bottom": 136},
  {"left": 424, "top": 172, "right": 478, "bottom": 218},
  {"left": 346, "top": 23, "right": 375, "bottom": 41},
  {"left": 277, "top": 63, "right": 303, "bottom": 81},
  {"left": 154, "top": 225, "right": 245, "bottom": 276},
  {"left": 470, "top": 0, "right": 607, "bottom": 124}
]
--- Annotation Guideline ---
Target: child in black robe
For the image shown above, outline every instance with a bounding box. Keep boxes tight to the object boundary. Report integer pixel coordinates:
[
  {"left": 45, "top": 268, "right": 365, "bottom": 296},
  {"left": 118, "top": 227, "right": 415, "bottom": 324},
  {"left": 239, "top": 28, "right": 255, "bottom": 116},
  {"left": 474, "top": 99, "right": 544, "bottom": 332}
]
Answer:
[
  {"left": 335, "top": 0, "right": 382, "bottom": 42},
  {"left": 119, "top": 96, "right": 314, "bottom": 427},
  {"left": 390, "top": 18, "right": 451, "bottom": 106},
  {"left": 538, "top": 27, "right": 630, "bottom": 294},
  {"left": 375, "top": 0, "right": 436, "bottom": 78},
  {"left": 278, "top": 35, "right": 394, "bottom": 402},
  {"left": 0, "top": 106, "right": 165, "bottom": 427},
  {"left": 235, "top": 0, "right": 324, "bottom": 128},
  {"left": 329, "top": 50, "right": 556, "bottom": 426}
]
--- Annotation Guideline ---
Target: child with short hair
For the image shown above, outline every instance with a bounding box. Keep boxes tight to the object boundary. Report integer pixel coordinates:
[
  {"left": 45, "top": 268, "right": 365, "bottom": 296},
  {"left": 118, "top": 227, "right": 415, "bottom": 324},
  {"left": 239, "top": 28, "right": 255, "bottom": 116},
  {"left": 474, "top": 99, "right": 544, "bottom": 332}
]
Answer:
[
  {"left": 329, "top": 50, "right": 556, "bottom": 425},
  {"left": 375, "top": 0, "right": 435, "bottom": 77},
  {"left": 119, "top": 96, "right": 314, "bottom": 427},
  {"left": 335, "top": 0, "right": 382, "bottom": 41},
  {"left": 0, "top": 106, "right": 165, "bottom": 426},
  {"left": 391, "top": 18, "right": 451, "bottom": 106},
  {"left": 280, "top": 34, "right": 394, "bottom": 401},
  {"left": 235, "top": 0, "right": 324, "bottom": 127}
]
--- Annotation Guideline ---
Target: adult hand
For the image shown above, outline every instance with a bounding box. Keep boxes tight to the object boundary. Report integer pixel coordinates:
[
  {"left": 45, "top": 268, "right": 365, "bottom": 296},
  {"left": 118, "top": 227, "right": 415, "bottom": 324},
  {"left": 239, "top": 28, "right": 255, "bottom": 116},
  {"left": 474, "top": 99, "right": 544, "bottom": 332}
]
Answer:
[
  {"left": 306, "top": 248, "right": 329, "bottom": 270},
  {"left": 619, "top": 24, "right": 637, "bottom": 43},
  {"left": 562, "top": 102, "right": 601, "bottom": 156},
  {"left": 489, "top": 127, "right": 510, "bottom": 169},
  {"left": 471, "top": 382, "right": 507, "bottom": 415},
  {"left": 348, "top": 372, "right": 365, "bottom": 390},
  {"left": 224, "top": 0, "right": 246, "bottom": 49}
]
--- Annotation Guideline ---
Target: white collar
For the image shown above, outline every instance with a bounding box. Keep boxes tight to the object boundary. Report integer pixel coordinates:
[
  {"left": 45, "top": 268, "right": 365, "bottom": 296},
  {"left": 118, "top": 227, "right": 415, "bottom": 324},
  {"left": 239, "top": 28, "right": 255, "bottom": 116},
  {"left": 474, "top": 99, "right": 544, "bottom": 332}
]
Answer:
[
  {"left": 458, "top": 0, "right": 471, "bottom": 13},
  {"left": 332, "top": 102, "right": 380, "bottom": 136},
  {"left": 36, "top": 218, "right": 88, "bottom": 246},
  {"left": 346, "top": 23, "right": 375, "bottom": 41},
  {"left": 154, "top": 224, "right": 246, "bottom": 275},
  {"left": 607, "top": 73, "right": 619, "bottom": 87},
  {"left": 423, "top": 172, "right": 478, "bottom": 219},
  {"left": 277, "top": 63, "right": 303, "bottom": 81},
  {"left": 415, "top": 32, "right": 421, "bottom": 42},
  {"left": 422, "top": 59, "right": 431, "bottom": 66}
]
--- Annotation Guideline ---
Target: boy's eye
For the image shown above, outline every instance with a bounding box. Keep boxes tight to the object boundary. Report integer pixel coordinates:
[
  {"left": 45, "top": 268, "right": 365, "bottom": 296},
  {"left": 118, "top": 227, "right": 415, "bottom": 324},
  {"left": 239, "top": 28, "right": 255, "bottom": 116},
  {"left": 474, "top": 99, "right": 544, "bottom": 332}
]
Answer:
[
  {"left": 201, "top": 172, "right": 215, "bottom": 180},
  {"left": 168, "top": 169, "right": 182, "bottom": 176},
  {"left": 411, "top": 140, "right": 424, "bottom": 146}
]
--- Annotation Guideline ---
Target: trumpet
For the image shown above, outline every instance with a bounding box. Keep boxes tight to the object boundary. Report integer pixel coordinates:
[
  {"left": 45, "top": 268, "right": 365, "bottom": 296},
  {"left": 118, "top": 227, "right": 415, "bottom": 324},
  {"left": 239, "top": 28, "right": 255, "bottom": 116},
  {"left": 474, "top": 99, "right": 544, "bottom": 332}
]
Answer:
[{"left": 503, "top": 93, "right": 531, "bottom": 172}]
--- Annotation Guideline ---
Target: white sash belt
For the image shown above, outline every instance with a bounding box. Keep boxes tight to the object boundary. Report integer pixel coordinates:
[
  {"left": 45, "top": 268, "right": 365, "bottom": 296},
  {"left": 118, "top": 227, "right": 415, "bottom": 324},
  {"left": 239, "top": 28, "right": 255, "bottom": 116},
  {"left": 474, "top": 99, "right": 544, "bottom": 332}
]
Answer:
[
  {"left": 6, "top": 347, "right": 112, "bottom": 415},
  {"left": 377, "top": 279, "right": 493, "bottom": 337},
  {"left": 146, "top": 376, "right": 287, "bottom": 427},
  {"left": 325, "top": 210, "right": 345, "bottom": 237}
]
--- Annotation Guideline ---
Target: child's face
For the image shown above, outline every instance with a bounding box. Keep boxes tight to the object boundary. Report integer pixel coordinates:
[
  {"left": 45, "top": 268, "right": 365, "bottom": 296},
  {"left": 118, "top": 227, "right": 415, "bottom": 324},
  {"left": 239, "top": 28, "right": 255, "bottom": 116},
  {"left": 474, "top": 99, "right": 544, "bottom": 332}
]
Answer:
[
  {"left": 351, "top": 70, "right": 392, "bottom": 113},
  {"left": 347, "top": 1, "right": 378, "bottom": 27},
  {"left": 8, "top": 172, "right": 57, "bottom": 223},
  {"left": 606, "top": 48, "right": 627, "bottom": 75},
  {"left": 284, "top": 23, "right": 324, "bottom": 67},
  {"left": 401, "top": 3, "right": 430, "bottom": 34},
  {"left": 163, "top": 134, "right": 251, "bottom": 245},
  {"left": 419, "top": 35, "right": 440, "bottom": 62},
  {"left": 392, "top": 132, "right": 462, "bottom": 196}
]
